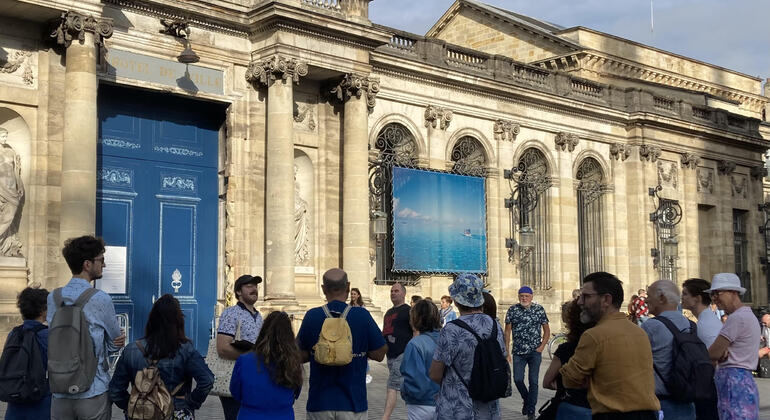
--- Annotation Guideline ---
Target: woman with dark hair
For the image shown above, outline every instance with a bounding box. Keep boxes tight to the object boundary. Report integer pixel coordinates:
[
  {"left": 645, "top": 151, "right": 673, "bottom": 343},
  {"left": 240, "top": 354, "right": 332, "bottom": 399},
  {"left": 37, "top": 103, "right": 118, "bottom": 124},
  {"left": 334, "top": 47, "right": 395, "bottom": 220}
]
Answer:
[
  {"left": 229, "top": 311, "right": 302, "bottom": 420},
  {"left": 482, "top": 291, "right": 497, "bottom": 321},
  {"left": 109, "top": 294, "right": 214, "bottom": 419},
  {"left": 400, "top": 299, "right": 442, "bottom": 420},
  {"left": 542, "top": 299, "right": 596, "bottom": 420},
  {"left": 349, "top": 287, "right": 364, "bottom": 307}
]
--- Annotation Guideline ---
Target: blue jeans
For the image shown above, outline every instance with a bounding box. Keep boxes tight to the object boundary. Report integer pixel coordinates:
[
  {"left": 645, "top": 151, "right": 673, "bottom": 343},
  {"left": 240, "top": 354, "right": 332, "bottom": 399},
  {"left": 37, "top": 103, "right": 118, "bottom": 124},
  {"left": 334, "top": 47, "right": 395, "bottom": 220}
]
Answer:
[
  {"left": 555, "top": 401, "right": 591, "bottom": 420},
  {"left": 513, "top": 351, "right": 542, "bottom": 415},
  {"left": 659, "top": 399, "right": 695, "bottom": 420}
]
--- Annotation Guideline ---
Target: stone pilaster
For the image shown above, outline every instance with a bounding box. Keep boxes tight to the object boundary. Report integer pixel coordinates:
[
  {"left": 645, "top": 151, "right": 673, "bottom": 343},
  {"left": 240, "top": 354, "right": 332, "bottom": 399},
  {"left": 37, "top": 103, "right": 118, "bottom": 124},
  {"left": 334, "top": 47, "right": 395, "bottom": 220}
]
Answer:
[
  {"left": 331, "top": 73, "right": 379, "bottom": 305},
  {"left": 52, "top": 11, "right": 113, "bottom": 281},
  {"left": 246, "top": 55, "right": 307, "bottom": 307},
  {"left": 681, "top": 153, "right": 700, "bottom": 281}
]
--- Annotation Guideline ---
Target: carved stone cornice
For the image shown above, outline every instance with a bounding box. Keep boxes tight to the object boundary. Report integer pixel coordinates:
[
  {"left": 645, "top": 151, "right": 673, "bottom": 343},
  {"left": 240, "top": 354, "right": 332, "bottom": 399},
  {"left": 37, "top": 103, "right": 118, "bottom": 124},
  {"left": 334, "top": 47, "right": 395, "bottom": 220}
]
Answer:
[
  {"left": 50, "top": 10, "right": 114, "bottom": 47},
  {"left": 717, "top": 160, "right": 736, "bottom": 175},
  {"left": 750, "top": 164, "right": 767, "bottom": 180},
  {"left": 330, "top": 73, "right": 380, "bottom": 111},
  {"left": 493, "top": 119, "right": 520, "bottom": 142},
  {"left": 609, "top": 143, "right": 630, "bottom": 161},
  {"left": 424, "top": 105, "right": 452, "bottom": 130},
  {"left": 554, "top": 132, "right": 579, "bottom": 152},
  {"left": 680, "top": 152, "right": 700, "bottom": 170},
  {"left": 245, "top": 55, "right": 308, "bottom": 87},
  {"left": 639, "top": 144, "right": 661, "bottom": 163}
]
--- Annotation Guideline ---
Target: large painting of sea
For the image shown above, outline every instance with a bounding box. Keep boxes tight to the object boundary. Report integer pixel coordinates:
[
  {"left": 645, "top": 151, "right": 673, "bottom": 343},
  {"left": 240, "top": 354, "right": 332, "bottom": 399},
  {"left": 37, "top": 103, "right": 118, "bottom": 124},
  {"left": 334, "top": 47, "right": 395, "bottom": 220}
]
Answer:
[{"left": 392, "top": 167, "right": 487, "bottom": 273}]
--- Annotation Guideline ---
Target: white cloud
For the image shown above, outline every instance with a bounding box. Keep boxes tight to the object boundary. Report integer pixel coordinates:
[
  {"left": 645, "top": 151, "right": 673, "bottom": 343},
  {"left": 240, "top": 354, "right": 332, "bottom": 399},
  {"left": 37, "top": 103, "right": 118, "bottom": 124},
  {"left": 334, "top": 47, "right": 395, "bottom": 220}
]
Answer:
[
  {"left": 392, "top": 197, "right": 400, "bottom": 211},
  {"left": 397, "top": 207, "right": 422, "bottom": 218}
]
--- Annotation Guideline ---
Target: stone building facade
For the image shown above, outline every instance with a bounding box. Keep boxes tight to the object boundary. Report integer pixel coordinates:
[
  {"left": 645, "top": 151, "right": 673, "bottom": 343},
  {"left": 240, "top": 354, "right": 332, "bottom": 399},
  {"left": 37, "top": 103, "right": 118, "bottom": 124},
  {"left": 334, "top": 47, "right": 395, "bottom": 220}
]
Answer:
[{"left": 0, "top": 0, "right": 768, "bottom": 344}]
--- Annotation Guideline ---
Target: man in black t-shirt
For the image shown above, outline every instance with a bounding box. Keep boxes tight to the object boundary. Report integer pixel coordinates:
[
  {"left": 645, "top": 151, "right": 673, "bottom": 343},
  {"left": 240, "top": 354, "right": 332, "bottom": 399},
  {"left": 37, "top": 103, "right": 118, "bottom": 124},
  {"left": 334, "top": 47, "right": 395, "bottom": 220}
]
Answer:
[{"left": 381, "top": 282, "right": 411, "bottom": 420}]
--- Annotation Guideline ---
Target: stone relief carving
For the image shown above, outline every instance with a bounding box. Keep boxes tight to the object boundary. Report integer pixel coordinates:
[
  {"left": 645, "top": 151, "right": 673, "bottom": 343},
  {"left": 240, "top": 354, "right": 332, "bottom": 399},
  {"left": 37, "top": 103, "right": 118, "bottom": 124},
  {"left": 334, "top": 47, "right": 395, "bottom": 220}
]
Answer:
[
  {"left": 330, "top": 73, "right": 380, "bottom": 112},
  {"left": 639, "top": 144, "right": 661, "bottom": 162},
  {"left": 731, "top": 175, "right": 748, "bottom": 198},
  {"left": 554, "top": 132, "right": 579, "bottom": 152},
  {"left": 696, "top": 167, "right": 714, "bottom": 194},
  {"left": 609, "top": 143, "right": 631, "bottom": 161},
  {"left": 717, "top": 160, "right": 736, "bottom": 175},
  {"left": 245, "top": 55, "right": 308, "bottom": 87},
  {"left": 50, "top": 11, "right": 114, "bottom": 47},
  {"left": 424, "top": 105, "right": 452, "bottom": 130},
  {"left": 750, "top": 164, "right": 767, "bottom": 180},
  {"left": 293, "top": 97, "right": 317, "bottom": 132},
  {"left": 0, "top": 50, "right": 34, "bottom": 87},
  {"left": 294, "top": 165, "right": 310, "bottom": 265},
  {"left": 0, "top": 128, "right": 24, "bottom": 257},
  {"left": 680, "top": 153, "right": 700, "bottom": 169},
  {"left": 493, "top": 119, "right": 520, "bottom": 142},
  {"left": 657, "top": 160, "right": 678, "bottom": 190}
]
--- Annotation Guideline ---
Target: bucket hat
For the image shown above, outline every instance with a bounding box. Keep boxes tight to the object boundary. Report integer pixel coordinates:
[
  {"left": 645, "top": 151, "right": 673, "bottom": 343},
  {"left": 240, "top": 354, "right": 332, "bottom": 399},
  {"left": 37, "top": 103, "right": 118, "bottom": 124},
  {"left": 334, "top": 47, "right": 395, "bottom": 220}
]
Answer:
[
  {"left": 705, "top": 273, "right": 746, "bottom": 295},
  {"left": 449, "top": 273, "right": 485, "bottom": 308}
]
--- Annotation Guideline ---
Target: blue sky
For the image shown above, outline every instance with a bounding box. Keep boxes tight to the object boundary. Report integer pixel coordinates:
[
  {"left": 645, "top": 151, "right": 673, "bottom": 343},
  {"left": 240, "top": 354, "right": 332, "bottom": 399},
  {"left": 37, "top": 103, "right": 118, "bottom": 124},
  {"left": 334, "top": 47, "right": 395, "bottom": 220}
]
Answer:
[
  {"left": 392, "top": 167, "right": 486, "bottom": 229},
  {"left": 370, "top": 0, "right": 769, "bottom": 88}
]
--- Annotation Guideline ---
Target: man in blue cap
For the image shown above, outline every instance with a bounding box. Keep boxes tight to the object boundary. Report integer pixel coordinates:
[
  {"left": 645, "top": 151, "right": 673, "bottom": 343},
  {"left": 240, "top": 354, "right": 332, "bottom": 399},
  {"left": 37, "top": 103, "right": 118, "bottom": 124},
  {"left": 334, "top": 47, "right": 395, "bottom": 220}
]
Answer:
[{"left": 504, "top": 286, "right": 550, "bottom": 420}]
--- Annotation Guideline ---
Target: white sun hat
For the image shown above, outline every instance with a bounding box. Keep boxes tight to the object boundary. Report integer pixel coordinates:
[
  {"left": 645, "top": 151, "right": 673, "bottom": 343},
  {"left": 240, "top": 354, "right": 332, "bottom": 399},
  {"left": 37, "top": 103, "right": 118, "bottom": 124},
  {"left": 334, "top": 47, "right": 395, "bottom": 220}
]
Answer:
[{"left": 705, "top": 273, "right": 746, "bottom": 295}]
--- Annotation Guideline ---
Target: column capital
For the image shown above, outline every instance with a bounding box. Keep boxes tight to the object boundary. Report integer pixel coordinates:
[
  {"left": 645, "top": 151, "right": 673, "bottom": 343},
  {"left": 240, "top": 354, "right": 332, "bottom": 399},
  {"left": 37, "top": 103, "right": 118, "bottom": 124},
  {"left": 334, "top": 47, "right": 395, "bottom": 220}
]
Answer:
[
  {"left": 680, "top": 152, "right": 700, "bottom": 170},
  {"left": 245, "top": 55, "right": 308, "bottom": 88},
  {"left": 330, "top": 73, "right": 380, "bottom": 111},
  {"left": 50, "top": 10, "right": 114, "bottom": 47}
]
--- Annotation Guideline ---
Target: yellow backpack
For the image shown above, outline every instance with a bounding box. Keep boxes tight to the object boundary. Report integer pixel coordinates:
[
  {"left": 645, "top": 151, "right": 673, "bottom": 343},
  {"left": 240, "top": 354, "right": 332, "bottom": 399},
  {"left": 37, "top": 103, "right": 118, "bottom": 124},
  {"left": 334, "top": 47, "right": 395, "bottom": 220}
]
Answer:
[{"left": 313, "top": 304, "right": 353, "bottom": 366}]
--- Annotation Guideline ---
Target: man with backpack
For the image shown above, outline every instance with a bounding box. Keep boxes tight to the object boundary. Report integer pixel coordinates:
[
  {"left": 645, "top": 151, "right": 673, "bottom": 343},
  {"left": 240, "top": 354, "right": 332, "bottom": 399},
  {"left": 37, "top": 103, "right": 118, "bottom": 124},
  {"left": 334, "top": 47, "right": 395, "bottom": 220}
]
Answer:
[
  {"left": 297, "top": 268, "right": 387, "bottom": 420},
  {"left": 429, "top": 273, "right": 510, "bottom": 420},
  {"left": 642, "top": 280, "right": 706, "bottom": 420},
  {"left": 381, "top": 283, "right": 411, "bottom": 420},
  {"left": 0, "top": 287, "right": 51, "bottom": 419},
  {"left": 47, "top": 236, "right": 125, "bottom": 420}
]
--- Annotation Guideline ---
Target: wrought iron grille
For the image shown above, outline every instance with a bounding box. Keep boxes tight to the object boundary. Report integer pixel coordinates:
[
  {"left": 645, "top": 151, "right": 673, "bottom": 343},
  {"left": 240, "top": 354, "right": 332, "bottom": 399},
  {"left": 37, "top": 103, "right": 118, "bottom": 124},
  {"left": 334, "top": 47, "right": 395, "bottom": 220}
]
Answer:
[
  {"left": 368, "top": 125, "right": 489, "bottom": 283},
  {"left": 649, "top": 186, "right": 682, "bottom": 283},
  {"left": 511, "top": 148, "right": 552, "bottom": 290},
  {"left": 576, "top": 157, "right": 607, "bottom": 282}
]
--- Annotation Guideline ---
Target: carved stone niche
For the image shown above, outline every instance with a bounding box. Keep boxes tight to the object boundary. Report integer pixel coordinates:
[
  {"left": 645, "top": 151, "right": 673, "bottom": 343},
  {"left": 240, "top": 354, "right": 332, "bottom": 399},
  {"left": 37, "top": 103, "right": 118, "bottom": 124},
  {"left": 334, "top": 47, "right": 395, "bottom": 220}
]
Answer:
[
  {"left": 696, "top": 167, "right": 714, "bottom": 194},
  {"left": 639, "top": 144, "right": 661, "bottom": 162},
  {"left": 657, "top": 160, "right": 678, "bottom": 190}
]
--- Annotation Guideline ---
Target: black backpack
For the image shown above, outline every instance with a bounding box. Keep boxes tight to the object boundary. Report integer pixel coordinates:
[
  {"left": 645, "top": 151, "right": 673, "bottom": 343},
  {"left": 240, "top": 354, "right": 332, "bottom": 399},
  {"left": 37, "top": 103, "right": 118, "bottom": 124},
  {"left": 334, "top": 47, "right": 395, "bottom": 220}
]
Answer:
[
  {"left": 450, "top": 318, "right": 509, "bottom": 403},
  {"left": 651, "top": 316, "right": 716, "bottom": 402},
  {"left": 0, "top": 324, "right": 48, "bottom": 403}
]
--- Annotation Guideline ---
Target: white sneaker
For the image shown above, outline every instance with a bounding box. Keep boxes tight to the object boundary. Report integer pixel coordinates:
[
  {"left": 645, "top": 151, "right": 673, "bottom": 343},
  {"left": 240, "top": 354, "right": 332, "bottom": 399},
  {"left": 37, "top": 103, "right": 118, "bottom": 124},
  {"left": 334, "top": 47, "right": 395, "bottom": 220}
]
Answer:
[{"left": 365, "top": 374, "right": 373, "bottom": 384}]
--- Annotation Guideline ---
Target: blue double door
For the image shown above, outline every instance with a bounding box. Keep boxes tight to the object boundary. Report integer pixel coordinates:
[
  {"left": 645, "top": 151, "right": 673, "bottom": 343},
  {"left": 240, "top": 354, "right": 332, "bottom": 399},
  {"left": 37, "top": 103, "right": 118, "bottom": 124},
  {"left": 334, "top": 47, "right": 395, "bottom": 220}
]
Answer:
[{"left": 97, "top": 84, "right": 224, "bottom": 354}]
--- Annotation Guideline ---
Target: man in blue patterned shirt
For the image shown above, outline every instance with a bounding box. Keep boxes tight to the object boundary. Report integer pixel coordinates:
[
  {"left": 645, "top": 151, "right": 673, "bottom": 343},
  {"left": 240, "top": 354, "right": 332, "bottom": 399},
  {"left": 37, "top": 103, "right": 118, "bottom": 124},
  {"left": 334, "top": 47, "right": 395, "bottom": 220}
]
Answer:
[
  {"left": 504, "top": 286, "right": 550, "bottom": 420},
  {"left": 48, "top": 236, "right": 125, "bottom": 420}
]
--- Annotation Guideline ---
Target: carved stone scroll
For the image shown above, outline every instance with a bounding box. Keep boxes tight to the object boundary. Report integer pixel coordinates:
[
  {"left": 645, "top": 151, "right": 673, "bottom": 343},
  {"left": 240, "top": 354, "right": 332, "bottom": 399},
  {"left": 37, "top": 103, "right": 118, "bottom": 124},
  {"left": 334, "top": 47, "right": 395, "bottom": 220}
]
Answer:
[
  {"left": 609, "top": 143, "right": 630, "bottom": 161},
  {"left": 717, "top": 160, "right": 736, "bottom": 176},
  {"left": 639, "top": 144, "right": 661, "bottom": 163},
  {"left": 50, "top": 10, "right": 114, "bottom": 47},
  {"left": 554, "top": 132, "right": 579, "bottom": 152},
  {"left": 493, "top": 119, "right": 520, "bottom": 142},
  {"left": 330, "top": 73, "right": 380, "bottom": 112},
  {"left": 424, "top": 105, "right": 452, "bottom": 130},
  {"left": 750, "top": 164, "right": 767, "bottom": 180},
  {"left": 245, "top": 55, "right": 308, "bottom": 87},
  {"left": 680, "top": 152, "right": 700, "bottom": 169}
]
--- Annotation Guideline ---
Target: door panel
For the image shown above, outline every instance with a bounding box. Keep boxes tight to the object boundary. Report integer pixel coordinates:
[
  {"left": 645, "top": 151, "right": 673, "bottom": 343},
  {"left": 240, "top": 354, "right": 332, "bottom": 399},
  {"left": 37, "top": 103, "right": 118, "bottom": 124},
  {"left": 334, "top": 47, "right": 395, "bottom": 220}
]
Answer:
[{"left": 97, "top": 85, "right": 222, "bottom": 355}]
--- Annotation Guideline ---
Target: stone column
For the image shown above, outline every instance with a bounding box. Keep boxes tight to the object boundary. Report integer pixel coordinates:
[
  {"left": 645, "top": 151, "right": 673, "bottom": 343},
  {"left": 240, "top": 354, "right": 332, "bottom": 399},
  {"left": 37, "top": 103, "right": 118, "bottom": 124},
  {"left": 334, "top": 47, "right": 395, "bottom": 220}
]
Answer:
[
  {"left": 331, "top": 73, "right": 379, "bottom": 303},
  {"left": 52, "top": 11, "right": 112, "bottom": 280},
  {"left": 681, "top": 153, "right": 700, "bottom": 282},
  {"left": 246, "top": 56, "right": 307, "bottom": 306}
]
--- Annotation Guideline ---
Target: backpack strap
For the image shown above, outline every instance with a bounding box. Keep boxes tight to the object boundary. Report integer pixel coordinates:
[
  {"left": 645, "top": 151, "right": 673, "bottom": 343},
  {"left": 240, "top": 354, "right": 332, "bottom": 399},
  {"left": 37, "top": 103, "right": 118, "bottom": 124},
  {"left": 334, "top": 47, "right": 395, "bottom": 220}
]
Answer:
[
  {"left": 74, "top": 287, "right": 99, "bottom": 308},
  {"left": 321, "top": 304, "right": 351, "bottom": 319},
  {"left": 649, "top": 316, "right": 691, "bottom": 384},
  {"left": 322, "top": 304, "right": 332, "bottom": 318},
  {"left": 449, "top": 317, "right": 494, "bottom": 391},
  {"left": 53, "top": 288, "right": 63, "bottom": 308},
  {"left": 340, "top": 305, "right": 352, "bottom": 320}
]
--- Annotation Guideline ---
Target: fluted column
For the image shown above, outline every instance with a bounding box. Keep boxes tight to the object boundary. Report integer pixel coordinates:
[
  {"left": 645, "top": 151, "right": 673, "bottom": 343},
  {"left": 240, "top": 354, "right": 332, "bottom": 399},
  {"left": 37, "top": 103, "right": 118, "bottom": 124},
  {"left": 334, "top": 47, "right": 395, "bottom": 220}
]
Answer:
[
  {"left": 246, "top": 56, "right": 307, "bottom": 304},
  {"left": 331, "top": 74, "right": 379, "bottom": 303},
  {"left": 52, "top": 11, "right": 113, "bottom": 280}
]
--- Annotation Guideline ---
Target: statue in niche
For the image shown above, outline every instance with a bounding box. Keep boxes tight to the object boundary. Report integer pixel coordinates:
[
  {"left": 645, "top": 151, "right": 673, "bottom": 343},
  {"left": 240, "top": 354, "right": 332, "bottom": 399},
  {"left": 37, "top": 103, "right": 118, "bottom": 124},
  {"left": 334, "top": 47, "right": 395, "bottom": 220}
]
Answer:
[
  {"left": 294, "top": 165, "right": 310, "bottom": 265},
  {"left": 0, "top": 128, "right": 24, "bottom": 257}
]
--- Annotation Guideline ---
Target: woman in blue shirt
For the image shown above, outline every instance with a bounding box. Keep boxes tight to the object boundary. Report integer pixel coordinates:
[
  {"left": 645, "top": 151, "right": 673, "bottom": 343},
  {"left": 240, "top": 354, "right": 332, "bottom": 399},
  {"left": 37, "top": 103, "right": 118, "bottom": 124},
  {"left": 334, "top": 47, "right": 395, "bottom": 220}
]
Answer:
[
  {"left": 109, "top": 294, "right": 214, "bottom": 419},
  {"left": 229, "top": 311, "right": 302, "bottom": 420},
  {"left": 400, "top": 299, "right": 441, "bottom": 420},
  {"left": 4, "top": 287, "right": 50, "bottom": 420}
]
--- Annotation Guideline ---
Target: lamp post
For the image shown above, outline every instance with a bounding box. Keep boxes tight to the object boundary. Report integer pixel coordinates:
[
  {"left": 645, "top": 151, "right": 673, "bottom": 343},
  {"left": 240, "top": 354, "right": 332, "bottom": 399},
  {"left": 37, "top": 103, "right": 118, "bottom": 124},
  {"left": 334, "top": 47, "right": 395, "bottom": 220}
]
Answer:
[
  {"left": 371, "top": 210, "right": 388, "bottom": 282},
  {"left": 649, "top": 185, "right": 682, "bottom": 282}
]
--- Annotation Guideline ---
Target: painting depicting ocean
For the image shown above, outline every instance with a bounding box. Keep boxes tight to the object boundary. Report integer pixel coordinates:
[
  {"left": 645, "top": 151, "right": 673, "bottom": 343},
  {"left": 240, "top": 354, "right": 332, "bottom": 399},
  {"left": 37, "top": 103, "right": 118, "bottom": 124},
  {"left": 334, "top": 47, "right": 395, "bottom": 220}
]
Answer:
[{"left": 391, "top": 167, "right": 487, "bottom": 273}]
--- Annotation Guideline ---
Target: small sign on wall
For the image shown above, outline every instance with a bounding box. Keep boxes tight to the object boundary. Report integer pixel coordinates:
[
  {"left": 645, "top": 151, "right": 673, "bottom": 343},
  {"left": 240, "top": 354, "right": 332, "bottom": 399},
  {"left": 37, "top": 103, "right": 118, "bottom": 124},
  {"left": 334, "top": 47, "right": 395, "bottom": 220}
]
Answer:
[{"left": 95, "top": 246, "right": 127, "bottom": 294}]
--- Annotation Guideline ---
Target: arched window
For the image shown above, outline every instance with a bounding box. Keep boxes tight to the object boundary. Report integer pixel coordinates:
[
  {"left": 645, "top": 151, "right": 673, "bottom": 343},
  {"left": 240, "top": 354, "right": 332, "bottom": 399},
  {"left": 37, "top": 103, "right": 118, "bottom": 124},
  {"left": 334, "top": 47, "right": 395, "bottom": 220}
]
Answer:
[
  {"left": 514, "top": 148, "right": 552, "bottom": 290},
  {"left": 576, "top": 157, "right": 607, "bottom": 281},
  {"left": 369, "top": 123, "right": 418, "bottom": 284},
  {"left": 451, "top": 136, "right": 487, "bottom": 176}
]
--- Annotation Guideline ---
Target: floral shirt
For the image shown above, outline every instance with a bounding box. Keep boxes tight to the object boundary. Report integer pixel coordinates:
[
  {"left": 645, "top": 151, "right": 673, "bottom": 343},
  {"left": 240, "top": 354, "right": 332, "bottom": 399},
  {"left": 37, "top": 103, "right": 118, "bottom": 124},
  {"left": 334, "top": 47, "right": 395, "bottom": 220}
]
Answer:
[
  {"left": 504, "top": 303, "right": 549, "bottom": 355},
  {"left": 217, "top": 302, "right": 263, "bottom": 344},
  {"left": 433, "top": 313, "right": 506, "bottom": 420}
]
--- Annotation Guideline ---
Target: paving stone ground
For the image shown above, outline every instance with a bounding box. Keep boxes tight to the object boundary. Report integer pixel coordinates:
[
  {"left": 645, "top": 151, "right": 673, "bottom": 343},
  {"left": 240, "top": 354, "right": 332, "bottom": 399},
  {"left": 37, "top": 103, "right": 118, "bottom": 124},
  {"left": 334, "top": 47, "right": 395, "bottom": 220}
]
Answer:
[{"left": 5, "top": 353, "right": 770, "bottom": 419}]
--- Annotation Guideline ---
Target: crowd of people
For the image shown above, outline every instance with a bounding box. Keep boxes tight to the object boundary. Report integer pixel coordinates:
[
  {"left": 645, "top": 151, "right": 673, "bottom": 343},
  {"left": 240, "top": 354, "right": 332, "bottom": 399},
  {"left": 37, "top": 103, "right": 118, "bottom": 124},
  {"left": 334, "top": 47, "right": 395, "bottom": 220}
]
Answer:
[{"left": 0, "top": 235, "right": 765, "bottom": 420}]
